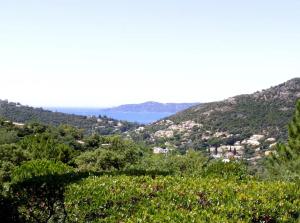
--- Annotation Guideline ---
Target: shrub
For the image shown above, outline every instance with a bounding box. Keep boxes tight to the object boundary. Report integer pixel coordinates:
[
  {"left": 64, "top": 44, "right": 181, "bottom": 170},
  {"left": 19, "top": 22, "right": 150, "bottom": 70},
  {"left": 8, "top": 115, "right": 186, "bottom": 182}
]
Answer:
[
  {"left": 19, "top": 133, "right": 76, "bottom": 164},
  {"left": 203, "top": 159, "right": 248, "bottom": 179},
  {"left": 64, "top": 175, "right": 300, "bottom": 222},
  {"left": 75, "top": 137, "right": 143, "bottom": 171},
  {"left": 133, "top": 150, "right": 207, "bottom": 176},
  {"left": 10, "top": 160, "right": 74, "bottom": 222}
]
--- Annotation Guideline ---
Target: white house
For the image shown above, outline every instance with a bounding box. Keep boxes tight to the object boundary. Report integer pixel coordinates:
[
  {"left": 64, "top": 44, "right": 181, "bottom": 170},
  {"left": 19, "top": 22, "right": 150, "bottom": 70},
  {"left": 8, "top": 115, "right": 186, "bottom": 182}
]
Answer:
[{"left": 153, "top": 147, "right": 169, "bottom": 154}]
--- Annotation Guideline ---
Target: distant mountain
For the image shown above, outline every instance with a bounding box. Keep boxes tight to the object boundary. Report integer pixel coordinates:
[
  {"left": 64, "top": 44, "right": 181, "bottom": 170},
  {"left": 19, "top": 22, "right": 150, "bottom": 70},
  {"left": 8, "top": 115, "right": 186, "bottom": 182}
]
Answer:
[
  {"left": 46, "top": 102, "right": 199, "bottom": 124},
  {"left": 0, "top": 100, "right": 138, "bottom": 135},
  {"left": 100, "top": 102, "right": 199, "bottom": 113},
  {"left": 131, "top": 78, "right": 300, "bottom": 161}
]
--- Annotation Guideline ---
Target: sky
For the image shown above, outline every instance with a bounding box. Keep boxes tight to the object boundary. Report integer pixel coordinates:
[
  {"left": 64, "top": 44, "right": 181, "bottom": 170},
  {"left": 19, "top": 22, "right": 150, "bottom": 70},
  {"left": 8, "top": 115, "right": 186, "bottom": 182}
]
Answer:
[{"left": 0, "top": 0, "right": 299, "bottom": 107}]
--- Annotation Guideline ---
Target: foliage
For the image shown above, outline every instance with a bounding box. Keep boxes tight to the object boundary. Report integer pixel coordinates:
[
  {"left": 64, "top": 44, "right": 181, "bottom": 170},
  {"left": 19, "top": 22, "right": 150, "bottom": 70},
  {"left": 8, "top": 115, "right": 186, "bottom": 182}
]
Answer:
[
  {"left": 10, "top": 160, "right": 74, "bottom": 222},
  {"left": 287, "top": 99, "right": 300, "bottom": 156},
  {"left": 19, "top": 133, "right": 77, "bottom": 164},
  {"left": 0, "top": 100, "right": 139, "bottom": 135},
  {"left": 0, "top": 161, "right": 16, "bottom": 183},
  {"left": 0, "top": 144, "right": 28, "bottom": 165},
  {"left": 65, "top": 175, "right": 300, "bottom": 222},
  {"left": 132, "top": 150, "right": 208, "bottom": 176},
  {"left": 202, "top": 159, "right": 248, "bottom": 179},
  {"left": 265, "top": 100, "right": 300, "bottom": 181},
  {"left": 11, "top": 160, "right": 74, "bottom": 184},
  {"left": 0, "top": 95, "right": 300, "bottom": 222},
  {"left": 0, "top": 144, "right": 28, "bottom": 183},
  {"left": 75, "top": 136, "right": 143, "bottom": 171},
  {"left": 0, "top": 128, "right": 19, "bottom": 145},
  {"left": 134, "top": 78, "right": 300, "bottom": 152}
]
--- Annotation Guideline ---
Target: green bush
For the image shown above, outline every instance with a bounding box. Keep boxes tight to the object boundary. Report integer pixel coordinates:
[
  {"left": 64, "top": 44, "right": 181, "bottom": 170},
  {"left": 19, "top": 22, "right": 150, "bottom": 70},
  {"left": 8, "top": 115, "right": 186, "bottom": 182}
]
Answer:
[
  {"left": 75, "top": 136, "right": 143, "bottom": 171},
  {"left": 65, "top": 175, "right": 300, "bottom": 222},
  {"left": 132, "top": 150, "right": 207, "bottom": 176},
  {"left": 0, "top": 144, "right": 28, "bottom": 183},
  {"left": 10, "top": 160, "right": 74, "bottom": 222},
  {"left": 11, "top": 159, "right": 74, "bottom": 184},
  {"left": 19, "top": 133, "right": 77, "bottom": 164},
  {"left": 203, "top": 160, "right": 248, "bottom": 179},
  {"left": 0, "top": 128, "right": 18, "bottom": 145},
  {"left": 75, "top": 149, "right": 128, "bottom": 171}
]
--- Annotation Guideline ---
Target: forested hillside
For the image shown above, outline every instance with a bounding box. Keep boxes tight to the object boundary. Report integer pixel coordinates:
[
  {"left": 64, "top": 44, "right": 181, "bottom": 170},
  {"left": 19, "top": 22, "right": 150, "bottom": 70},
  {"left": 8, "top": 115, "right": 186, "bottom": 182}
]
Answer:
[
  {"left": 0, "top": 100, "right": 138, "bottom": 135},
  {"left": 131, "top": 78, "right": 300, "bottom": 161}
]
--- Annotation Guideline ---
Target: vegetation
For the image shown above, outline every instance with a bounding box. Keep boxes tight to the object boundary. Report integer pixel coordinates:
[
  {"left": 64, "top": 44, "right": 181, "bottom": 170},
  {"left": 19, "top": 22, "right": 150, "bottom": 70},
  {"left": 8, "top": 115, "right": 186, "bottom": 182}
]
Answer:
[
  {"left": 263, "top": 100, "right": 300, "bottom": 181},
  {"left": 133, "top": 78, "right": 300, "bottom": 152},
  {"left": 65, "top": 176, "right": 299, "bottom": 222},
  {"left": 75, "top": 136, "right": 143, "bottom": 171},
  {"left": 0, "top": 94, "right": 300, "bottom": 222},
  {"left": 10, "top": 160, "right": 75, "bottom": 223},
  {"left": 0, "top": 100, "right": 139, "bottom": 135}
]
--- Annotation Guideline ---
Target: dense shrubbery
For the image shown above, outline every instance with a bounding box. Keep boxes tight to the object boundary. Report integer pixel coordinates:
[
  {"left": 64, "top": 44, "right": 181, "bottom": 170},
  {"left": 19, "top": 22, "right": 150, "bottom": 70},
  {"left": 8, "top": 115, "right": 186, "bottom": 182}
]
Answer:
[
  {"left": 19, "top": 134, "right": 77, "bottom": 164},
  {"left": 65, "top": 175, "right": 300, "bottom": 222},
  {"left": 202, "top": 159, "right": 248, "bottom": 179},
  {"left": 75, "top": 136, "right": 143, "bottom": 171},
  {"left": 11, "top": 160, "right": 74, "bottom": 184},
  {"left": 10, "top": 160, "right": 74, "bottom": 222},
  {"left": 129, "top": 150, "right": 207, "bottom": 176},
  {"left": 0, "top": 144, "right": 28, "bottom": 183}
]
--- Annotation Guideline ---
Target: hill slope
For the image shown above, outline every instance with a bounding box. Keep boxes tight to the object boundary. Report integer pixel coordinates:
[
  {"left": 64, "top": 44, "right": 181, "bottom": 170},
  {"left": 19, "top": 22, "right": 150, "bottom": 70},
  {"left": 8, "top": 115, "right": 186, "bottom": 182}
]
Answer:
[
  {"left": 171, "top": 78, "right": 299, "bottom": 138},
  {"left": 0, "top": 100, "right": 138, "bottom": 135},
  {"left": 131, "top": 78, "right": 300, "bottom": 160}
]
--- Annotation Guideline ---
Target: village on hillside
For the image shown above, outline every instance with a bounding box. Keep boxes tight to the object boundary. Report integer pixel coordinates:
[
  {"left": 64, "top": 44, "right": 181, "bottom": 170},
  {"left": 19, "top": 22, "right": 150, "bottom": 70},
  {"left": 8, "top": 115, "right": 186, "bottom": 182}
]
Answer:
[{"left": 143, "top": 119, "right": 278, "bottom": 163}]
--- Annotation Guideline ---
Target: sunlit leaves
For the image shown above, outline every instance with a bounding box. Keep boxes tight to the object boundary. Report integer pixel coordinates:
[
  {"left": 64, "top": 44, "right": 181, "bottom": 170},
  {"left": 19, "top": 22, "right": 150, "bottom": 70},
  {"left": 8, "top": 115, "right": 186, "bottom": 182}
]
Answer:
[{"left": 65, "top": 176, "right": 300, "bottom": 222}]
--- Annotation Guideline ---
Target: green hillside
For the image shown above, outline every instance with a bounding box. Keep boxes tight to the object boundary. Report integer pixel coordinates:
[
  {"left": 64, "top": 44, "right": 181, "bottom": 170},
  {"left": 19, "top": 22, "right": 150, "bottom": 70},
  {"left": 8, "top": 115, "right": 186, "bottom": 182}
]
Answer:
[
  {"left": 0, "top": 100, "right": 138, "bottom": 135},
  {"left": 130, "top": 78, "right": 300, "bottom": 160}
]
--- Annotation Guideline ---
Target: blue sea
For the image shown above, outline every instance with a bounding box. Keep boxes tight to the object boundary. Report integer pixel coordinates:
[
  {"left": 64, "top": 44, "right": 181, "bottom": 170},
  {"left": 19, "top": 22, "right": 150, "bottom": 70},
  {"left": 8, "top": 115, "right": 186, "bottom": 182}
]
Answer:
[{"left": 45, "top": 107, "right": 172, "bottom": 124}]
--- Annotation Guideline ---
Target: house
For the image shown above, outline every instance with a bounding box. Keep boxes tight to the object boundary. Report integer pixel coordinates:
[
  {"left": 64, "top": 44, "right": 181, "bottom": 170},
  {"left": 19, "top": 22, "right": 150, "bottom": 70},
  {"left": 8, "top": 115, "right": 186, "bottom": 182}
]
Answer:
[
  {"left": 76, "top": 140, "right": 85, "bottom": 145},
  {"left": 153, "top": 147, "right": 169, "bottom": 154},
  {"left": 225, "top": 151, "right": 235, "bottom": 158},
  {"left": 266, "top": 137, "right": 276, "bottom": 143},
  {"left": 269, "top": 143, "right": 277, "bottom": 148},
  {"left": 12, "top": 122, "right": 25, "bottom": 127},
  {"left": 222, "top": 158, "right": 230, "bottom": 163},
  {"left": 212, "top": 154, "right": 222, "bottom": 159}
]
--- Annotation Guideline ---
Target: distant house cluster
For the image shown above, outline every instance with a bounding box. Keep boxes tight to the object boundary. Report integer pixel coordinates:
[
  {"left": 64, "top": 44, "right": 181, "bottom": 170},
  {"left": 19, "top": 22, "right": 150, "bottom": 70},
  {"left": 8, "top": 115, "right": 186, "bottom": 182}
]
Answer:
[{"left": 208, "top": 134, "right": 277, "bottom": 163}]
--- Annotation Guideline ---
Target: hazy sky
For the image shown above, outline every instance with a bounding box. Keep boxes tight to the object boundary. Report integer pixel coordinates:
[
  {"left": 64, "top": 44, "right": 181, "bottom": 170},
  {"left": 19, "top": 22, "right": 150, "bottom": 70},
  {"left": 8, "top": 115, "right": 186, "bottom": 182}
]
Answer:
[{"left": 0, "top": 0, "right": 299, "bottom": 107}]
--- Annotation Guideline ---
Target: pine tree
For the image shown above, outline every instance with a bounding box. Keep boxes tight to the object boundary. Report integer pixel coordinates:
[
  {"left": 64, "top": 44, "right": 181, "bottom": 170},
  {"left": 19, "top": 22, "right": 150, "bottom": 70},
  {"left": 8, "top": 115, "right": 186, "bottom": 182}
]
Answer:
[
  {"left": 287, "top": 100, "right": 300, "bottom": 156},
  {"left": 266, "top": 100, "right": 300, "bottom": 181}
]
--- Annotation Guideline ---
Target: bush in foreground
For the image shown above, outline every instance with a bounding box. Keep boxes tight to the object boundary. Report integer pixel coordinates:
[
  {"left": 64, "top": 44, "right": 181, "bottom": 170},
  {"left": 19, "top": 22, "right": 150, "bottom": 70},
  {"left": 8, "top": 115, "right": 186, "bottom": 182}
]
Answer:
[{"left": 65, "top": 175, "right": 300, "bottom": 222}]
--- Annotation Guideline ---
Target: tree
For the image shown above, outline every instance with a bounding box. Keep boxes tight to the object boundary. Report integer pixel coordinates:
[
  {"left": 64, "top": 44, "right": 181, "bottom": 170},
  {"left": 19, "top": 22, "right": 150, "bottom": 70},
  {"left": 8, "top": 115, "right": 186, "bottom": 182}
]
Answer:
[
  {"left": 75, "top": 136, "right": 143, "bottom": 171},
  {"left": 266, "top": 100, "right": 300, "bottom": 181},
  {"left": 287, "top": 100, "right": 300, "bottom": 156},
  {"left": 19, "top": 133, "right": 76, "bottom": 164},
  {"left": 10, "top": 160, "right": 74, "bottom": 223},
  {"left": 0, "top": 128, "right": 18, "bottom": 145},
  {"left": 0, "top": 144, "right": 29, "bottom": 183}
]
